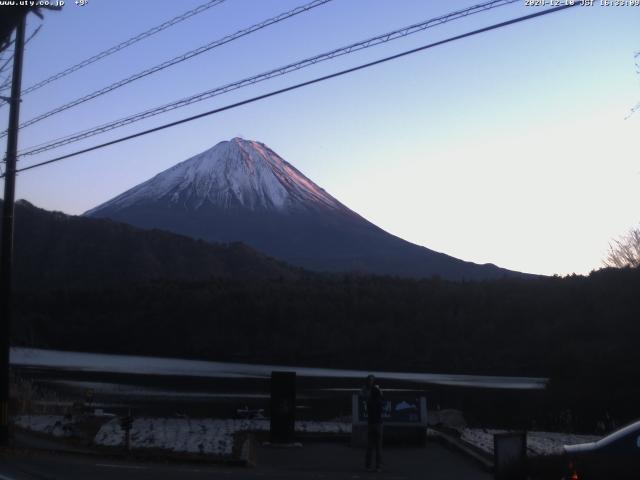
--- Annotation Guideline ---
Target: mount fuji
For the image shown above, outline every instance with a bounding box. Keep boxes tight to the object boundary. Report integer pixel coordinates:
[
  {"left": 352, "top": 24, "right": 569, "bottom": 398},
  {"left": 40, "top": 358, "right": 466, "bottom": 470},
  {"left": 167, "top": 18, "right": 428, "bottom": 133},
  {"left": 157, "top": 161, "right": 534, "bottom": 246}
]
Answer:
[{"left": 85, "top": 137, "right": 521, "bottom": 280}]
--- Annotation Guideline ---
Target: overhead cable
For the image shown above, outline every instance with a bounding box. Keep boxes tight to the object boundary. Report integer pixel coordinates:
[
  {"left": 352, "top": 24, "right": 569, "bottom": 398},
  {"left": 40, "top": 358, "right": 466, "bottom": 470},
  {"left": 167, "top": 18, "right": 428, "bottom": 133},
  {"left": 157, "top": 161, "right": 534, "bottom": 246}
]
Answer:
[
  {"left": 19, "top": 0, "right": 519, "bottom": 156},
  {"left": 0, "top": 0, "right": 227, "bottom": 96},
  {"left": 1, "top": 0, "right": 334, "bottom": 137},
  {"left": 11, "top": 3, "right": 578, "bottom": 176}
]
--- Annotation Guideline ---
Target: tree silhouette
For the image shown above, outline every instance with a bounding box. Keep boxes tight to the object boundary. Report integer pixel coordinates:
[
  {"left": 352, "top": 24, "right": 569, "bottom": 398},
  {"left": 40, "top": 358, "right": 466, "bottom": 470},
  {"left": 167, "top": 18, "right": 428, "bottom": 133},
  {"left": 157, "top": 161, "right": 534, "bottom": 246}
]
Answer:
[{"left": 604, "top": 225, "right": 640, "bottom": 268}]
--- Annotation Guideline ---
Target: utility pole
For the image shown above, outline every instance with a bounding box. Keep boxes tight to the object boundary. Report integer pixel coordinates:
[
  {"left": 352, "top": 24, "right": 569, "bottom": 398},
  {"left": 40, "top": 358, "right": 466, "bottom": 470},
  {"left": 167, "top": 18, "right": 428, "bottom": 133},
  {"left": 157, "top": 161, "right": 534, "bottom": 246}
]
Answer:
[{"left": 0, "top": 13, "right": 26, "bottom": 446}]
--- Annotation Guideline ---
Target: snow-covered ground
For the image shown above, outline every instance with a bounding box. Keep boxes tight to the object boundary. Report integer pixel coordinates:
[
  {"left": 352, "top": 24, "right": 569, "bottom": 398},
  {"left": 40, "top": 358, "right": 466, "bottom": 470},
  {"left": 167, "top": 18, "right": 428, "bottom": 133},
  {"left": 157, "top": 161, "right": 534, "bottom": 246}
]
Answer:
[
  {"left": 460, "top": 428, "right": 601, "bottom": 456},
  {"left": 11, "top": 347, "right": 548, "bottom": 390},
  {"left": 14, "top": 415, "right": 73, "bottom": 438},
  {"left": 95, "top": 418, "right": 351, "bottom": 455},
  {"left": 15, "top": 414, "right": 604, "bottom": 459},
  {"left": 14, "top": 414, "right": 351, "bottom": 457}
]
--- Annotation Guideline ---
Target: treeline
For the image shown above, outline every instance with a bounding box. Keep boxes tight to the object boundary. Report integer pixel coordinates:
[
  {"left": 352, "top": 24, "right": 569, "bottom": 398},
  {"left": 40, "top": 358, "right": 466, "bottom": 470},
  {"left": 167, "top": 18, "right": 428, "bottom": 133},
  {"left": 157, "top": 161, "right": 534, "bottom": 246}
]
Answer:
[
  {"left": 11, "top": 266, "right": 640, "bottom": 429},
  {"left": 2, "top": 199, "right": 296, "bottom": 290}
]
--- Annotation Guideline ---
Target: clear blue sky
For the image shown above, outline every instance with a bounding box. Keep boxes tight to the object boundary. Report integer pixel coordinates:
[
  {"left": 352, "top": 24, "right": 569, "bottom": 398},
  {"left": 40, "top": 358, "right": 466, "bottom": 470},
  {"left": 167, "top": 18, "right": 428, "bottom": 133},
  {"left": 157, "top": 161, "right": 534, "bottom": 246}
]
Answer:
[{"left": 1, "top": 0, "right": 638, "bottom": 276}]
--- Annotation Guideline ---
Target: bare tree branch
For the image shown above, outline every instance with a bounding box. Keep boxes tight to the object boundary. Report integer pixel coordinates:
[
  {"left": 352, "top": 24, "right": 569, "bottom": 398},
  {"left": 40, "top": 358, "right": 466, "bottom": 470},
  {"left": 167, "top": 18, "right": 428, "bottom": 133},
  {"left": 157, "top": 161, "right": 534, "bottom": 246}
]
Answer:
[{"left": 604, "top": 226, "right": 640, "bottom": 268}]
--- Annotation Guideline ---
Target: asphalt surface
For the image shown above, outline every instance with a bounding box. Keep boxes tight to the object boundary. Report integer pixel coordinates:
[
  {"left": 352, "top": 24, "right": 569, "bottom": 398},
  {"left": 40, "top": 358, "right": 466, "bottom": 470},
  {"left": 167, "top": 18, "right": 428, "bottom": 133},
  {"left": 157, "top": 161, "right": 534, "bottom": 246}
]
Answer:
[{"left": 0, "top": 441, "right": 491, "bottom": 480}]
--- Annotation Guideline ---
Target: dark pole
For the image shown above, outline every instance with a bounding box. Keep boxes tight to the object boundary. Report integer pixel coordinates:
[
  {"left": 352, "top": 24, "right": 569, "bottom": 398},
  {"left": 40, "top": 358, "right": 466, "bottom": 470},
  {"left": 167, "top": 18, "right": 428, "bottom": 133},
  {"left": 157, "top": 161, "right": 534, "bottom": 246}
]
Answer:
[{"left": 0, "top": 13, "right": 26, "bottom": 446}]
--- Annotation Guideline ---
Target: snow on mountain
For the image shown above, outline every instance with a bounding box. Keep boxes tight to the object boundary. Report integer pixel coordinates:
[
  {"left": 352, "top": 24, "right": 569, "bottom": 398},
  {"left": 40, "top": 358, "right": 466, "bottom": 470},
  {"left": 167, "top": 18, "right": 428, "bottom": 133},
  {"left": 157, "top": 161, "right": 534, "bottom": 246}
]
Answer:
[
  {"left": 86, "top": 137, "right": 524, "bottom": 280},
  {"left": 85, "top": 138, "right": 343, "bottom": 214}
]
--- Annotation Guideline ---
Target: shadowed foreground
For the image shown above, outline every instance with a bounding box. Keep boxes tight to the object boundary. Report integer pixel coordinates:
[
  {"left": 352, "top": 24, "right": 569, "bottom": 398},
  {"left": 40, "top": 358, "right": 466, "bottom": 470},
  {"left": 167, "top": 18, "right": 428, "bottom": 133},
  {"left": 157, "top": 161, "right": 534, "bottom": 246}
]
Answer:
[{"left": 0, "top": 441, "right": 490, "bottom": 480}]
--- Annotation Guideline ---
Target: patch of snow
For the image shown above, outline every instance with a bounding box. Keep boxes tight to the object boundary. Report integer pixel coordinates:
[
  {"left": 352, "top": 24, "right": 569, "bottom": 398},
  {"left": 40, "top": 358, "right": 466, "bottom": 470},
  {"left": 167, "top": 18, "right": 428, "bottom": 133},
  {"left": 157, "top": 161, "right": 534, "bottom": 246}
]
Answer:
[
  {"left": 294, "top": 420, "right": 351, "bottom": 434},
  {"left": 94, "top": 417, "right": 350, "bottom": 456},
  {"left": 460, "top": 428, "right": 602, "bottom": 456},
  {"left": 13, "top": 415, "right": 72, "bottom": 437},
  {"left": 528, "top": 431, "right": 600, "bottom": 456},
  {"left": 14, "top": 413, "right": 351, "bottom": 457}
]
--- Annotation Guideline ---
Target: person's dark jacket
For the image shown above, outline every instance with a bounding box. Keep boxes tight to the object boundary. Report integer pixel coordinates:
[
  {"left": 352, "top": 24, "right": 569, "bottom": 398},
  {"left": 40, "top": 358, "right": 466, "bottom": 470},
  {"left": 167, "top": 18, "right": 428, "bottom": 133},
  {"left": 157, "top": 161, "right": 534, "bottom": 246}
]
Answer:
[{"left": 366, "top": 385, "right": 384, "bottom": 425}]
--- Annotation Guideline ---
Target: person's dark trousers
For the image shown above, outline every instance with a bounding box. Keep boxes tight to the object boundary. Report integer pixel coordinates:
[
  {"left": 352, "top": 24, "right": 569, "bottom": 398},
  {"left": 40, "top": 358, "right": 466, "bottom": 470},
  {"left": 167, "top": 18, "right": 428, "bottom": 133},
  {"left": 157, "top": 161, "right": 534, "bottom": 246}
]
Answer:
[{"left": 365, "top": 423, "right": 383, "bottom": 469}]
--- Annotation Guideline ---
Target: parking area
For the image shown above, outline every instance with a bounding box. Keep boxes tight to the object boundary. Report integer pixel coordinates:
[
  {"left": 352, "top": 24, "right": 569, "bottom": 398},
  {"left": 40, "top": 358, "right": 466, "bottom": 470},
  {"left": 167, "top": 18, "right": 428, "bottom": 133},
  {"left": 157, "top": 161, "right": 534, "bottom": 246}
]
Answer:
[{"left": 0, "top": 440, "right": 491, "bottom": 480}]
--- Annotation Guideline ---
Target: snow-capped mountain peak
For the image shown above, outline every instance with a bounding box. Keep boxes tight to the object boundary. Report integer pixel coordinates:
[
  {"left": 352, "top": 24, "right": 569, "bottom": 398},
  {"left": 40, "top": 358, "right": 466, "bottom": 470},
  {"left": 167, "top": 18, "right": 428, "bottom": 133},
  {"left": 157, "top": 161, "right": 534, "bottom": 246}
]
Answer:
[
  {"left": 86, "top": 138, "right": 343, "bottom": 214},
  {"left": 85, "top": 137, "right": 522, "bottom": 280}
]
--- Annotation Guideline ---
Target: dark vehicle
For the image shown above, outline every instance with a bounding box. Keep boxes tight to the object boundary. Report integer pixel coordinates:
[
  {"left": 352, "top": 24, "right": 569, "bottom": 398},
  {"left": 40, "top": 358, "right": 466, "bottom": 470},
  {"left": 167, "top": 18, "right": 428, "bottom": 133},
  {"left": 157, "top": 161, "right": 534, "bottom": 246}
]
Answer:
[{"left": 563, "top": 419, "right": 640, "bottom": 479}]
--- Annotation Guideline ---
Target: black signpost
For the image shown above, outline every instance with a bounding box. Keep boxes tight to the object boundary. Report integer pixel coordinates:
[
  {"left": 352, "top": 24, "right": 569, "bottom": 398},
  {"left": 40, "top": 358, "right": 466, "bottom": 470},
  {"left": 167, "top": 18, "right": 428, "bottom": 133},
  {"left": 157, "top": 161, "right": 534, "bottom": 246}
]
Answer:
[
  {"left": 269, "top": 371, "right": 296, "bottom": 444},
  {"left": 494, "top": 431, "right": 527, "bottom": 480}
]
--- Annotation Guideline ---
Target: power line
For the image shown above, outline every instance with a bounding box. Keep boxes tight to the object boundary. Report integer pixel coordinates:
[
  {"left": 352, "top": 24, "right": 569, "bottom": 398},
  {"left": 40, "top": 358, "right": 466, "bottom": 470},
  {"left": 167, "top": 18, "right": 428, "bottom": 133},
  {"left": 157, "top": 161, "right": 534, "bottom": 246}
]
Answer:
[
  {"left": 0, "top": 77, "right": 10, "bottom": 92},
  {"left": 0, "top": 25, "right": 42, "bottom": 103},
  {"left": 9, "top": 3, "right": 578, "bottom": 177},
  {"left": 0, "top": 38, "right": 15, "bottom": 56},
  {"left": 19, "top": 0, "right": 520, "bottom": 158},
  {"left": 0, "top": 72, "right": 11, "bottom": 92},
  {"left": 0, "top": 0, "right": 227, "bottom": 97},
  {"left": 1, "top": 0, "right": 334, "bottom": 138},
  {"left": 0, "top": 53, "right": 15, "bottom": 77},
  {"left": 0, "top": 26, "right": 41, "bottom": 80}
]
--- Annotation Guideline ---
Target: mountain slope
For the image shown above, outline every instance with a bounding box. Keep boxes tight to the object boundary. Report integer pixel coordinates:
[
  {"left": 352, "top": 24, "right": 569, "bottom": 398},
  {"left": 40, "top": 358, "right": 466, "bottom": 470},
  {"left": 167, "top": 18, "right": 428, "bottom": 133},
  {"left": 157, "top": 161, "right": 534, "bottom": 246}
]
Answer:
[
  {"left": 3, "top": 200, "right": 295, "bottom": 291},
  {"left": 86, "top": 137, "right": 524, "bottom": 280}
]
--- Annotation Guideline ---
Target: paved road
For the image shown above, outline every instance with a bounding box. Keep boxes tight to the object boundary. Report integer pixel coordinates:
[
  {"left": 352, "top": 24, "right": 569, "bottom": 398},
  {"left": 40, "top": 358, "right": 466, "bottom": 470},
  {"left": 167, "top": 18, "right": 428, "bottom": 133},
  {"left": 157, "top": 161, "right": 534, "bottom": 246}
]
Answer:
[{"left": 0, "top": 441, "right": 490, "bottom": 479}]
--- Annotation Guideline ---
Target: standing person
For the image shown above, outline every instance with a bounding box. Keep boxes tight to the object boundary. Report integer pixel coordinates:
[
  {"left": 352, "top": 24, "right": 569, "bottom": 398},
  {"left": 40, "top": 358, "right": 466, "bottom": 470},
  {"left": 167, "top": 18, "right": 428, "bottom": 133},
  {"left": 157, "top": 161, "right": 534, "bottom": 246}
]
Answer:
[{"left": 363, "top": 374, "right": 384, "bottom": 472}]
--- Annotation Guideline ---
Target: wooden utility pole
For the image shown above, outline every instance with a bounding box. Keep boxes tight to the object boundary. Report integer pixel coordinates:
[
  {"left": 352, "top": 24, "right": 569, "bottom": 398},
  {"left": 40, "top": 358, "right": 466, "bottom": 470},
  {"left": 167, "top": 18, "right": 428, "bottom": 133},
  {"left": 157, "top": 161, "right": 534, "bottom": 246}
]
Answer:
[{"left": 0, "top": 12, "right": 26, "bottom": 446}]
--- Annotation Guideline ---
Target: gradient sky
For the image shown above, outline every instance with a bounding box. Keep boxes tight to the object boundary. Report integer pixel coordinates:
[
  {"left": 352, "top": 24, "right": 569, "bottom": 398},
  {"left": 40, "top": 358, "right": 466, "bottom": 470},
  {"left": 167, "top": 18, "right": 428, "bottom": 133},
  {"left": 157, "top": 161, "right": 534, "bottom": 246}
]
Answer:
[{"left": 1, "top": 0, "right": 638, "bottom": 276}]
